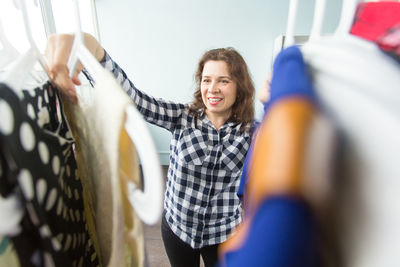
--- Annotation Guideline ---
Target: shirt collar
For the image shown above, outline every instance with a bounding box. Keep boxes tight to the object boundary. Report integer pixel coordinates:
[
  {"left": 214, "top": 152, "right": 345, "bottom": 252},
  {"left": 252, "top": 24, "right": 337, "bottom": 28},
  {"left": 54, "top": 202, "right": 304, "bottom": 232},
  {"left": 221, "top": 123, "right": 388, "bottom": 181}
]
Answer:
[{"left": 198, "top": 109, "right": 241, "bottom": 130}]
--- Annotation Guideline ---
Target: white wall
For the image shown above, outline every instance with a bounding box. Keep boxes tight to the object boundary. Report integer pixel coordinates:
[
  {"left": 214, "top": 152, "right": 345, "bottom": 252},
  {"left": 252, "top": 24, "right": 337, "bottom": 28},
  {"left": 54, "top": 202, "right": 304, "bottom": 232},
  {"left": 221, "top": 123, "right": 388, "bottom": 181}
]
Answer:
[{"left": 94, "top": 0, "right": 342, "bottom": 165}]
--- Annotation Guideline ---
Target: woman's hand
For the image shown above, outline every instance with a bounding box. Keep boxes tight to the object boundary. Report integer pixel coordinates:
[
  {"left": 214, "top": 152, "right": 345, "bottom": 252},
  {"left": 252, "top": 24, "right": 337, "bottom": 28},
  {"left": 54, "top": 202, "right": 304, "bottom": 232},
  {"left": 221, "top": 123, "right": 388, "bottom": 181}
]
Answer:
[
  {"left": 45, "top": 33, "right": 104, "bottom": 102},
  {"left": 257, "top": 71, "right": 272, "bottom": 104}
]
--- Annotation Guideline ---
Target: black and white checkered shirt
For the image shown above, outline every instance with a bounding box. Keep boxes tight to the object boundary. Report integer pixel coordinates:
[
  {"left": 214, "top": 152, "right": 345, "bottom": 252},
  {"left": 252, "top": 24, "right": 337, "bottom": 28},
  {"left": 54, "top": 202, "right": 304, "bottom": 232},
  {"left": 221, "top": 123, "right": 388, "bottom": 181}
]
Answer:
[{"left": 100, "top": 51, "right": 255, "bottom": 248}]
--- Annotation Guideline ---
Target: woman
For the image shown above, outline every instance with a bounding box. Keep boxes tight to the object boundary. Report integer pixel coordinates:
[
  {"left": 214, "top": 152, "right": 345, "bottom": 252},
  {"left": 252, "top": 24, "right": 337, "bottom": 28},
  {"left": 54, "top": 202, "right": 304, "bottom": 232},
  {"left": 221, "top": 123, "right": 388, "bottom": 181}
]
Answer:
[{"left": 45, "top": 33, "right": 256, "bottom": 267}]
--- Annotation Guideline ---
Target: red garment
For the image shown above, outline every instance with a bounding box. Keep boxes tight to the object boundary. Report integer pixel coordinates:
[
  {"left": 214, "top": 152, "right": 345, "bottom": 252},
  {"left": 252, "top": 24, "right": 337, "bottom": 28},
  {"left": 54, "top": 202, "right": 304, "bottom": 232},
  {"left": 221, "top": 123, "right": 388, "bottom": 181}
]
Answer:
[{"left": 350, "top": 1, "right": 400, "bottom": 60}]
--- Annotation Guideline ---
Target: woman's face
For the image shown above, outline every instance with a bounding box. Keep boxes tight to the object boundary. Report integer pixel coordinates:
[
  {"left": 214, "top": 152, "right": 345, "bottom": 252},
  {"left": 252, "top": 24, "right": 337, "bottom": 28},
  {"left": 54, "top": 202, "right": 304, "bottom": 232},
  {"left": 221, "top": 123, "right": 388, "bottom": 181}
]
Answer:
[{"left": 201, "top": 60, "right": 237, "bottom": 119}]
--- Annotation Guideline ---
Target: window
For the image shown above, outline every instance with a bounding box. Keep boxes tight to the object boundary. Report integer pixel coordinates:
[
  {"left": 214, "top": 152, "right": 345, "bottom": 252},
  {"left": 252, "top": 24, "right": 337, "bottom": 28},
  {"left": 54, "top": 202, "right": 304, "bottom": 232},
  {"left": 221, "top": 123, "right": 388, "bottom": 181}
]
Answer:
[
  {"left": 51, "top": 0, "right": 99, "bottom": 38},
  {"left": 0, "top": 0, "right": 46, "bottom": 53},
  {"left": 0, "top": 0, "right": 99, "bottom": 54}
]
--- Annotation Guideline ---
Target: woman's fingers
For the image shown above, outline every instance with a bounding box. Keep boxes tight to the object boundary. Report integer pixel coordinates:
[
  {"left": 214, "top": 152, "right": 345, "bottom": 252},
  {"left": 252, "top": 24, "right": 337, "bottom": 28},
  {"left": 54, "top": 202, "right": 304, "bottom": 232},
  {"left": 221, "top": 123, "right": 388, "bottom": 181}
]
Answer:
[
  {"left": 45, "top": 34, "right": 78, "bottom": 102},
  {"left": 50, "top": 63, "right": 78, "bottom": 103},
  {"left": 258, "top": 76, "right": 272, "bottom": 104},
  {"left": 71, "top": 61, "right": 83, "bottom": 86}
]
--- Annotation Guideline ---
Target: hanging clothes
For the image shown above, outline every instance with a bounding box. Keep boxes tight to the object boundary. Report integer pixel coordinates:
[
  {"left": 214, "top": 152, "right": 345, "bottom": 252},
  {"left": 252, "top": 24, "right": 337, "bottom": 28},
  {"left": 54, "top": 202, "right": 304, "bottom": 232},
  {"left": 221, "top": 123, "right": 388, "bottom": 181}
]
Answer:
[
  {"left": 350, "top": 1, "right": 400, "bottom": 62},
  {"left": 237, "top": 43, "right": 319, "bottom": 208},
  {"left": 0, "top": 81, "right": 100, "bottom": 266},
  {"left": 62, "top": 69, "right": 145, "bottom": 267}
]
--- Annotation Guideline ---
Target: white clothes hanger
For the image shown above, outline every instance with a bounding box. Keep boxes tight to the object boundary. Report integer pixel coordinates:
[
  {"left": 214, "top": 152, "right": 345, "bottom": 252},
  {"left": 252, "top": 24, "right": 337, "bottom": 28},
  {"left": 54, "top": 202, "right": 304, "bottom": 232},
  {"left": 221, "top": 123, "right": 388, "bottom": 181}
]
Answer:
[
  {"left": 16, "top": 0, "right": 49, "bottom": 75},
  {"left": 335, "top": 0, "right": 360, "bottom": 36},
  {"left": 284, "top": 0, "right": 298, "bottom": 48},
  {"left": 285, "top": 0, "right": 327, "bottom": 47},
  {"left": 67, "top": 1, "right": 103, "bottom": 82},
  {"left": 124, "top": 105, "right": 164, "bottom": 225},
  {"left": 309, "top": 0, "right": 327, "bottom": 41},
  {"left": 68, "top": 0, "right": 163, "bottom": 225},
  {"left": 301, "top": 0, "right": 400, "bottom": 118},
  {"left": 284, "top": 0, "right": 376, "bottom": 47},
  {"left": 284, "top": 0, "right": 380, "bottom": 53},
  {"left": 2, "top": 0, "right": 50, "bottom": 91},
  {"left": 0, "top": 19, "right": 20, "bottom": 69},
  {"left": 300, "top": 0, "right": 389, "bottom": 72}
]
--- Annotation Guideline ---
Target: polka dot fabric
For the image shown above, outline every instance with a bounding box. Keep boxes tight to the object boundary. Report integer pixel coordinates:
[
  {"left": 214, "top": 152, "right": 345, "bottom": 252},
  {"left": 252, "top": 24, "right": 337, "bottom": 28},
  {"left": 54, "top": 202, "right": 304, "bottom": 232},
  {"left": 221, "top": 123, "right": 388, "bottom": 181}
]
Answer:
[{"left": 0, "top": 83, "right": 100, "bottom": 267}]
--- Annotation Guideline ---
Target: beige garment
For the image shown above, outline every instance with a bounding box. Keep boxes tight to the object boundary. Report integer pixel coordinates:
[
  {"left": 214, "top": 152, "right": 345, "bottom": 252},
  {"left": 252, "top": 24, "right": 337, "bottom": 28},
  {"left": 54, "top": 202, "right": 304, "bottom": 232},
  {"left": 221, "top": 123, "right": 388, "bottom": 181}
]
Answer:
[{"left": 62, "top": 69, "right": 145, "bottom": 267}]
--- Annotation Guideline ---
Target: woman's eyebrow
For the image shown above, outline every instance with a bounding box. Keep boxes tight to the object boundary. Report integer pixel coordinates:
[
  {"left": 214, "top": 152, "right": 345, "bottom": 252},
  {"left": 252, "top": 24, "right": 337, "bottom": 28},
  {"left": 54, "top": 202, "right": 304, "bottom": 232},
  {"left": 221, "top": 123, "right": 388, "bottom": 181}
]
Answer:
[{"left": 202, "top": 75, "right": 232, "bottom": 80}]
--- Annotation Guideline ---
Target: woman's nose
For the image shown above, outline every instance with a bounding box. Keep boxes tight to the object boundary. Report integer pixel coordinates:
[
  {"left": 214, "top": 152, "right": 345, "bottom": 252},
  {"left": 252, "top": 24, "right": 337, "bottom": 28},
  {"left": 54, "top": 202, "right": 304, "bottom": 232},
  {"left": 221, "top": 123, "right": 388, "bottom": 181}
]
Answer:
[{"left": 209, "top": 82, "right": 219, "bottom": 93}]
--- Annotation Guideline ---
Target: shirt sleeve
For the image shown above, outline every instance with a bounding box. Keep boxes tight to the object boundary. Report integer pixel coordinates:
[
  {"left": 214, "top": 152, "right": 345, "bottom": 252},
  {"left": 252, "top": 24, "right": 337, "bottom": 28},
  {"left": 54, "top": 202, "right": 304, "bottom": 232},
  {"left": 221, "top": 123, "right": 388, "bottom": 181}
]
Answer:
[{"left": 91, "top": 50, "right": 188, "bottom": 132}]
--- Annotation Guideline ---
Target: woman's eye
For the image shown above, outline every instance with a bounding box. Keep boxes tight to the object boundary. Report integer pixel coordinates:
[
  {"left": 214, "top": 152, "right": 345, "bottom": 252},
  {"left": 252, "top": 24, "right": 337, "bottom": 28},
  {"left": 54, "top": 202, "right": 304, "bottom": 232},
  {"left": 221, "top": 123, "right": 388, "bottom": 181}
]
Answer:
[
  {"left": 221, "top": 80, "right": 229, "bottom": 84},
  {"left": 202, "top": 79, "right": 210, "bottom": 83}
]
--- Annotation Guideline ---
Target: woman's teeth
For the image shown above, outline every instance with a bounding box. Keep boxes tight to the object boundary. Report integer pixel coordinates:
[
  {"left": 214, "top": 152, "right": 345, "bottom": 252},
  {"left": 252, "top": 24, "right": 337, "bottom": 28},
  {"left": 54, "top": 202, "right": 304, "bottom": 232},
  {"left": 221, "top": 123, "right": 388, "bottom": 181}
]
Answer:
[{"left": 209, "top": 98, "right": 222, "bottom": 103}]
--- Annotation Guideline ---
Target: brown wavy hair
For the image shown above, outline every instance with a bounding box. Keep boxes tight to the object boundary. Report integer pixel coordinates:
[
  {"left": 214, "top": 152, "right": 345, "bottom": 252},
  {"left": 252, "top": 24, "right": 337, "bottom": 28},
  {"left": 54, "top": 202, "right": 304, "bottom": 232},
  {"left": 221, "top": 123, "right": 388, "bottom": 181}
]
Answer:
[{"left": 189, "top": 47, "right": 255, "bottom": 132}]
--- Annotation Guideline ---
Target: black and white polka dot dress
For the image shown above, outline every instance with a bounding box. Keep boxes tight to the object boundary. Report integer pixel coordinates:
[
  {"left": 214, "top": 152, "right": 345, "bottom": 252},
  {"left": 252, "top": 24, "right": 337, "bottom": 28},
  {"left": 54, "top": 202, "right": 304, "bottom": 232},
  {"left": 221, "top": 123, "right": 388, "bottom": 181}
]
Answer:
[{"left": 0, "top": 82, "right": 100, "bottom": 267}]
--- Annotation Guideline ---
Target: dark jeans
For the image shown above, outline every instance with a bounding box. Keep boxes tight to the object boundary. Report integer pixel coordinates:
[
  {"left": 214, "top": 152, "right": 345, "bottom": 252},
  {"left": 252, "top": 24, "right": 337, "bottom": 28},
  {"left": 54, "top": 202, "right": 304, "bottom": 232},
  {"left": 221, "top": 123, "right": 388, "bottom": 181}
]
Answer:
[{"left": 161, "top": 215, "right": 219, "bottom": 267}]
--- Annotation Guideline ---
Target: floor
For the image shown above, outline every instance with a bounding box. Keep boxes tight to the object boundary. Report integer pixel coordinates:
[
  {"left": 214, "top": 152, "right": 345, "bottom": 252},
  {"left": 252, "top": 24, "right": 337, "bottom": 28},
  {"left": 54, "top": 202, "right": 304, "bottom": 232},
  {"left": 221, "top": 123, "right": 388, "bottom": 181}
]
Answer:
[
  {"left": 143, "top": 220, "right": 169, "bottom": 267},
  {"left": 143, "top": 166, "right": 205, "bottom": 267}
]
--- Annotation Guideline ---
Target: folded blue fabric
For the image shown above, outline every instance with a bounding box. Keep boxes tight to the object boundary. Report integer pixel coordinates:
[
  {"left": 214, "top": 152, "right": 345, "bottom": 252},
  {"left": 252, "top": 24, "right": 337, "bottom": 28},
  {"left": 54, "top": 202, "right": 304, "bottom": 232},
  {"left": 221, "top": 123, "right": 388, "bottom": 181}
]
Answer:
[
  {"left": 221, "top": 196, "right": 320, "bottom": 267},
  {"left": 264, "top": 45, "right": 317, "bottom": 113},
  {"left": 238, "top": 45, "right": 317, "bottom": 203}
]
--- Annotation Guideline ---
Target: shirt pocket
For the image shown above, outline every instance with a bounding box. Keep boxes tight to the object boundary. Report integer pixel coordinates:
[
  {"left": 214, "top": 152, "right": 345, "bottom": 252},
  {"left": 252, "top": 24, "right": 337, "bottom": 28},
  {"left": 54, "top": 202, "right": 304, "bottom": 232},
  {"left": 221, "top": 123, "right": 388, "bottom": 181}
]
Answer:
[
  {"left": 176, "top": 128, "right": 210, "bottom": 165},
  {"left": 220, "top": 135, "right": 249, "bottom": 174}
]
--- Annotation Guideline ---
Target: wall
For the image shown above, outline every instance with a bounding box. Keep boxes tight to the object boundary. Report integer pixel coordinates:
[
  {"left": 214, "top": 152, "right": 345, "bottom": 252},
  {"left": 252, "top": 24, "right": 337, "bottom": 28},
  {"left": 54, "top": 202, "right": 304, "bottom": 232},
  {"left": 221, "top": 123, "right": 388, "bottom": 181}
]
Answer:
[{"left": 94, "top": 0, "right": 342, "bottom": 165}]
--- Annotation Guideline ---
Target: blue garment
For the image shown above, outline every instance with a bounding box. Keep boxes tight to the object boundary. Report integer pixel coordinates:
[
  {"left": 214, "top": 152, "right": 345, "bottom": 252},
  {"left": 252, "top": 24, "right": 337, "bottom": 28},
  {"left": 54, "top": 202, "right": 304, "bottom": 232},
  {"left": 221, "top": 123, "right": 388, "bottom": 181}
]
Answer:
[
  {"left": 237, "top": 137, "right": 254, "bottom": 205},
  {"left": 267, "top": 45, "right": 317, "bottom": 110},
  {"left": 221, "top": 196, "right": 320, "bottom": 267},
  {"left": 237, "top": 45, "right": 316, "bottom": 204},
  {"left": 227, "top": 46, "right": 320, "bottom": 266}
]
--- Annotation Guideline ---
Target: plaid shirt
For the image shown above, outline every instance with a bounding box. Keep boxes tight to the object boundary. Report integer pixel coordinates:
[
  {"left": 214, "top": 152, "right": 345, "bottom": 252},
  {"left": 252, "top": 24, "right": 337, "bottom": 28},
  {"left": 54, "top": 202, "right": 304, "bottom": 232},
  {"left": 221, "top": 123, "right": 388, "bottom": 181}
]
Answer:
[{"left": 100, "top": 51, "right": 255, "bottom": 248}]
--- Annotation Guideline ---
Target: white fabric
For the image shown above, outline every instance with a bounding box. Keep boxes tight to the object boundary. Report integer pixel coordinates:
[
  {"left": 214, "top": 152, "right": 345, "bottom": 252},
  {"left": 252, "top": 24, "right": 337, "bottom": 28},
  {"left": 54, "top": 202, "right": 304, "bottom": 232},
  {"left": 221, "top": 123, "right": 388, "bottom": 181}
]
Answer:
[{"left": 302, "top": 35, "right": 400, "bottom": 267}]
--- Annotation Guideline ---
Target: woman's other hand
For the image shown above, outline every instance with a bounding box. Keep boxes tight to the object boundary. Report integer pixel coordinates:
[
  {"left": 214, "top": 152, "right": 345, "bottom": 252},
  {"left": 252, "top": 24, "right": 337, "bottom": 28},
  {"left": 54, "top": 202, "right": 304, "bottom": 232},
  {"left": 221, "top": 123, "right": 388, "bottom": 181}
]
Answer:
[{"left": 257, "top": 71, "right": 272, "bottom": 105}]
